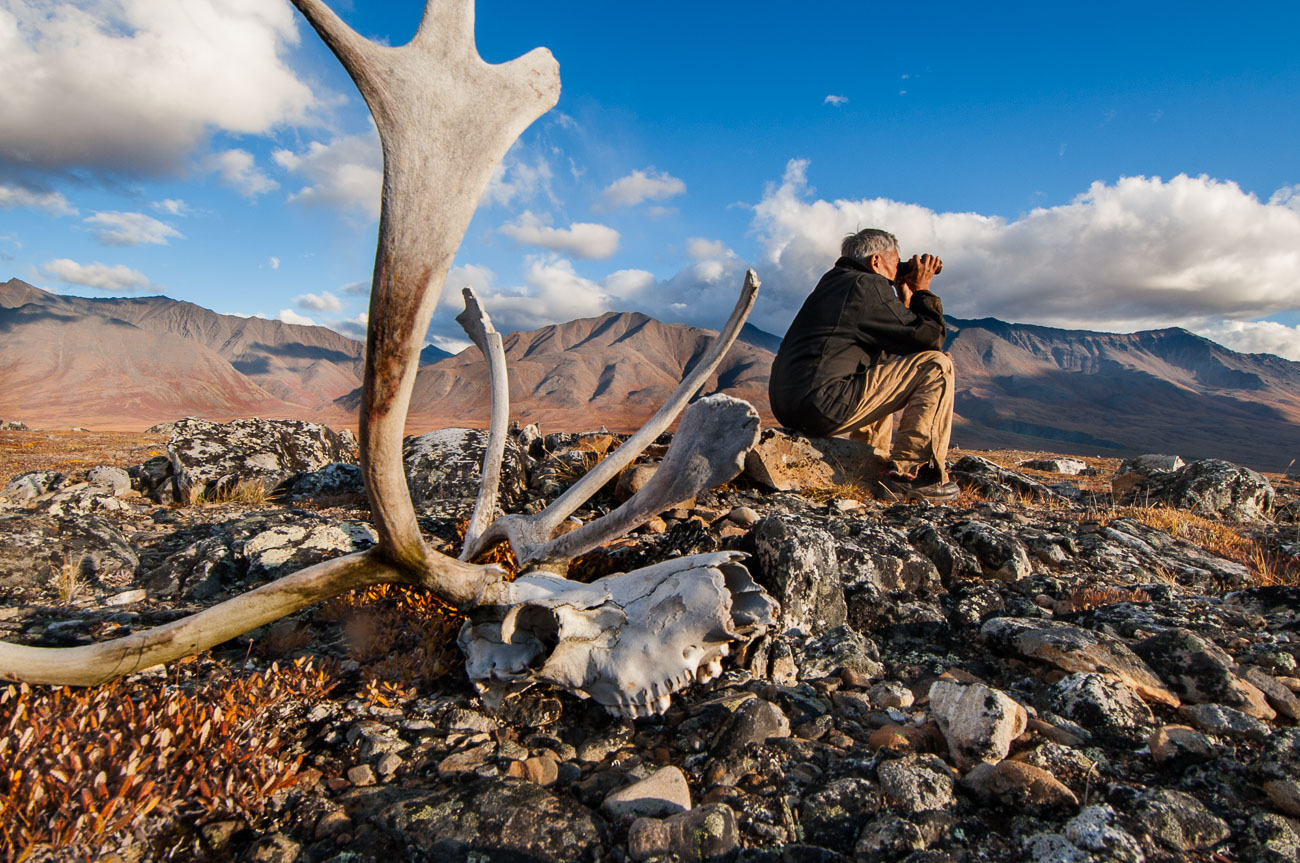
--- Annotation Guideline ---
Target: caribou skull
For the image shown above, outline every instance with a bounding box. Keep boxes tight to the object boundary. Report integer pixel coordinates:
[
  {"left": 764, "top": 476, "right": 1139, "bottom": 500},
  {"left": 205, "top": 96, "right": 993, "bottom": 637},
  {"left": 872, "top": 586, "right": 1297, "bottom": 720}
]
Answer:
[{"left": 0, "top": 0, "right": 778, "bottom": 718}]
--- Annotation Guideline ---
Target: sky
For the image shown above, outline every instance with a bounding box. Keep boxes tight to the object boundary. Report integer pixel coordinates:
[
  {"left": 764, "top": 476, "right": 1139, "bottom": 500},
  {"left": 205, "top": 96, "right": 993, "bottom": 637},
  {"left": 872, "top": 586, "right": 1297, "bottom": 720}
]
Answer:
[{"left": 2, "top": 0, "right": 1299, "bottom": 359}]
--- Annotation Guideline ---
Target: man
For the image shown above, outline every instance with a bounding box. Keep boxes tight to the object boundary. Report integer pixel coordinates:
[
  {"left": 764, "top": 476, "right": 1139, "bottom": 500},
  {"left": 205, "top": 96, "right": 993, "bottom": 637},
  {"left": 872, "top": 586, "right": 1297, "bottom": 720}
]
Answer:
[{"left": 768, "top": 228, "right": 957, "bottom": 500}]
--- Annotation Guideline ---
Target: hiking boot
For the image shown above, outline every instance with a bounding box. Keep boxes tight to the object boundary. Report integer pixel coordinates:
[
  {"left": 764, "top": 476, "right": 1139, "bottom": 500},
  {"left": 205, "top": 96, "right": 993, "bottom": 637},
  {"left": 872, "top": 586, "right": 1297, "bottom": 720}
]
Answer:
[{"left": 880, "top": 475, "right": 961, "bottom": 502}]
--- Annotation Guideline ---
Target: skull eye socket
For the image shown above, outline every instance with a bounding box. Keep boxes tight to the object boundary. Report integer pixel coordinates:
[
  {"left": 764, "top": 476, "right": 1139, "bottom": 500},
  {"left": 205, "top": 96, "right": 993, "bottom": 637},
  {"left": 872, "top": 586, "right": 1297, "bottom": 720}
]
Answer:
[{"left": 512, "top": 604, "right": 561, "bottom": 661}]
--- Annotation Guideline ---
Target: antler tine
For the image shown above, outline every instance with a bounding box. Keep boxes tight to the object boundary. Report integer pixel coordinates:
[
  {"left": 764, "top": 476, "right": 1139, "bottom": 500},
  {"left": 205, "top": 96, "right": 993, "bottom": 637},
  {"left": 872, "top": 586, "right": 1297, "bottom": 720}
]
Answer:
[
  {"left": 525, "top": 395, "right": 760, "bottom": 568},
  {"left": 414, "top": 0, "right": 475, "bottom": 52},
  {"left": 457, "top": 287, "right": 510, "bottom": 558},
  {"left": 463, "top": 269, "right": 761, "bottom": 563},
  {"left": 289, "top": 0, "right": 379, "bottom": 80}
]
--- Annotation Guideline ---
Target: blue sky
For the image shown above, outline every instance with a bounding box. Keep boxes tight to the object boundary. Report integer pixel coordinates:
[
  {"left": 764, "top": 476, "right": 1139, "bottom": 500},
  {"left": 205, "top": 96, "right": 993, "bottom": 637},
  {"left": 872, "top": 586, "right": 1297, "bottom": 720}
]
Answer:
[{"left": 2, "top": 0, "right": 1299, "bottom": 357}]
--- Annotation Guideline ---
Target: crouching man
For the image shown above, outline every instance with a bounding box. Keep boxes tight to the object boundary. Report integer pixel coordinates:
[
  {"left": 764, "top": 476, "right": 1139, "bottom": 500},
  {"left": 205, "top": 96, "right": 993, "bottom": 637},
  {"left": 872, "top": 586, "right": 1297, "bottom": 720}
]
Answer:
[{"left": 768, "top": 228, "right": 958, "bottom": 501}]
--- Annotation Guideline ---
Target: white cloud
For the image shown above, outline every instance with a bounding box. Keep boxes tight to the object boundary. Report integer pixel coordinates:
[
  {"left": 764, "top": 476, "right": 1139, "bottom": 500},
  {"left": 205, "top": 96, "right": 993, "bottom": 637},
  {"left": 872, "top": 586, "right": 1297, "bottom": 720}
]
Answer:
[
  {"left": 208, "top": 149, "right": 278, "bottom": 198},
  {"left": 276, "top": 308, "right": 316, "bottom": 326},
  {"left": 824, "top": 94, "right": 849, "bottom": 106},
  {"left": 0, "top": 0, "right": 317, "bottom": 177},
  {"left": 269, "top": 256, "right": 280, "bottom": 270},
  {"left": 484, "top": 153, "right": 555, "bottom": 207},
  {"left": 0, "top": 183, "right": 75, "bottom": 215},
  {"left": 294, "top": 291, "right": 342, "bottom": 313},
  {"left": 274, "top": 131, "right": 382, "bottom": 219},
  {"left": 499, "top": 211, "right": 620, "bottom": 259},
  {"left": 84, "top": 210, "right": 181, "bottom": 246},
  {"left": 330, "top": 312, "right": 367, "bottom": 340},
  {"left": 1270, "top": 185, "right": 1300, "bottom": 213},
  {"left": 41, "top": 257, "right": 154, "bottom": 292},
  {"left": 340, "top": 280, "right": 370, "bottom": 296},
  {"left": 686, "top": 238, "right": 732, "bottom": 260},
  {"left": 152, "top": 198, "right": 189, "bottom": 216},
  {"left": 598, "top": 168, "right": 686, "bottom": 210},
  {"left": 1195, "top": 320, "right": 1300, "bottom": 362},
  {"left": 750, "top": 159, "right": 1300, "bottom": 335},
  {"left": 605, "top": 269, "right": 655, "bottom": 301}
]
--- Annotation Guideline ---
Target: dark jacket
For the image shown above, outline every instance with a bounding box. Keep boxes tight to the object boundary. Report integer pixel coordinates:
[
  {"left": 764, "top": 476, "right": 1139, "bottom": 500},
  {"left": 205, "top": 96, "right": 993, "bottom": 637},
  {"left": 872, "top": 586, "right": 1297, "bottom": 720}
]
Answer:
[{"left": 768, "top": 256, "right": 946, "bottom": 435}]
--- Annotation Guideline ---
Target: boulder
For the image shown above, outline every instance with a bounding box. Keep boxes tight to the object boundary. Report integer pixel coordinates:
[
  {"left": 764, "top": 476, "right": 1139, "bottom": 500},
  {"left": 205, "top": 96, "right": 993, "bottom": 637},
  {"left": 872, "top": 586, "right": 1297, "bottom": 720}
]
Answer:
[
  {"left": 798, "top": 777, "right": 884, "bottom": 853},
  {"left": 1020, "top": 458, "right": 1088, "bottom": 475},
  {"left": 1048, "top": 673, "right": 1155, "bottom": 743},
  {"left": 1124, "top": 788, "right": 1230, "bottom": 854},
  {"left": 0, "top": 420, "right": 29, "bottom": 431},
  {"left": 1118, "top": 453, "right": 1185, "bottom": 475},
  {"left": 742, "top": 428, "right": 883, "bottom": 492},
  {"left": 279, "top": 462, "right": 365, "bottom": 500},
  {"left": 166, "top": 417, "right": 357, "bottom": 497},
  {"left": 1133, "top": 628, "right": 1275, "bottom": 719},
  {"left": 0, "top": 514, "right": 138, "bottom": 603},
  {"left": 796, "top": 623, "right": 884, "bottom": 680},
  {"left": 403, "top": 428, "right": 528, "bottom": 510},
  {"left": 0, "top": 471, "right": 64, "bottom": 507},
  {"left": 907, "top": 522, "right": 983, "bottom": 584},
  {"left": 1133, "top": 458, "right": 1273, "bottom": 521},
  {"left": 747, "top": 515, "right": 847, "bottom": 634},
  {"left": 981, "top": 617, "right": 1180, "bottom": 707},
  {"left": 929, "top": 680, "right": 1028, "bottom": 769},
  {"left": 950, "top": 520, "right": 1033, "bottom": 581},
  {"left": 875, "top": 754, "right": 956, "bottom": 814},
  {"left": 949, "top": 455, "right": 1061, "bottom": 503}
]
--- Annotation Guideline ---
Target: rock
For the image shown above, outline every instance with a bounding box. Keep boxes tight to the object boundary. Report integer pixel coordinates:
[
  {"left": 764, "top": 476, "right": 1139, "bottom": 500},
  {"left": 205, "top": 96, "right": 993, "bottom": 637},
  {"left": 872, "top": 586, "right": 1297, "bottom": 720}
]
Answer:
[
  {"left": 1263, "top": 779, "right": 1300, "bottom": 817},
  {"left": 950, "top": 520, "right": 1032, "bottom": 581},
  {"left": 1178, "top": 703, "right": 1272, "bottom": 742},
  {"left": 716, "top": 698, "right": 790, "bottom": 753},
  {"left": 280, "top": 462, "right": 364, "bottom": 499},
  {"left": 374, "top": 752, "right": 403, "bottom": 779},
  {"left": 0, "top": 420, "right": 29, "bottom": 431},
  {"left": 748, "top": 515, "right": 847, "bottom": 634},
  {"left": 437, "top": 742, "right": 495, "bottom": 776},
  {"left": 602, "top": 765, "right": 692, "bottom": 819},
  {"left": 907, "top": 522, "right": 983, "bottom": 584},
  {"left": 798, "top": 777, "right": 883, "bottom": 853},
  {"left": 1133, "top": 458, "right": 1274, "bottom": 521},
  {"left": 0, "top": 514, "right": 138, "bottom": 603},
  {"left": 1020, "top": 458, "right": 1088, "bottom": 475},
  {"left": 867, "top": 681, "right": 914, "bottom": 709},
  {"left": 1022, "top": 832, "right": 1092, "bottom": 863},
  {"left": 627, "top": 804, "right": 738, "bottom": 862},
  {"left": 347, "top": 764, "right": 376, "bottom": 787},
  {"left": 1063, "top": 805, "right": 1145, "bottom": 863},
  {"left": 0, "top": 471, "right": 64, "bottom": 507},
  {"left": 403, "top": 427, "right": 528, "bottom": 510},
  {"left": 379, "top": 775, "right": 605, "bottom": 860},
  {"left": 928, "top": 680, "right": 1028, "bottom": 769},
  {"left": 1243, "top": 666, "right": 1300, "bottom": 721},
  {"left": 727, "top": 506, "right": 760, "bottom": 527},
  {"left": 796, "top": 624, "right": 883, "bottom": 681},
  {"left": 1133, "top": 628, "right": 1275, "bottom": 719},
  {"left": 854, "top": 814, "right": 929, "bottom": 861},
  {"left": 1118, "top": 454, "right": 1185, "bottom": 475},
  {"left": 960, "top": 761, "right": 1079, "bottom": 811},
  {"left": 981, "top": 617, "right": 1180, "bottom": 707},
  {"left": 1011, "top": 742, "right": 1097, "bottom": 789},
  {"left": 131, "top": 455, "right": 176, "bottom": 503},
  {"left": 1125, "top": 787, "right": 1230, "bottom": 853},
  {"left": 1048, "top": 673, "right": 1155, "bottom": 743},
  {"left": 837, "top": 522, "right": 944, "bottom": 598},
  {"left": 875, "top": 754, "right": 956, "bottom": 814},
  {"left": 1148, "top": 725, "right": 1216, "bottom": 765},
  {"left": 243, "top": 833, "right": 300, "bottom": 863},
  {"left": 1240, "top": 812, "right": 1300, "bottom": 861},
  {"left": 166, "top": 417, "right": 356, "bottom": 497},
  {"left": 742, "top": 428, "right": 883, "bottom": 492},
  {"left": 949, "top": 455, "right": 1061, "bottom": 503}
]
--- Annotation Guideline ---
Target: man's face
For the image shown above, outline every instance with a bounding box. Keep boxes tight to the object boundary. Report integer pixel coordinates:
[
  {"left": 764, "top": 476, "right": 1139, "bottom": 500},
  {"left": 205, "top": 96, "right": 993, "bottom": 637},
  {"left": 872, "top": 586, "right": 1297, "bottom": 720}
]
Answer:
[{"left": 873, "top": 247, "right": 900, "bottom": 281}]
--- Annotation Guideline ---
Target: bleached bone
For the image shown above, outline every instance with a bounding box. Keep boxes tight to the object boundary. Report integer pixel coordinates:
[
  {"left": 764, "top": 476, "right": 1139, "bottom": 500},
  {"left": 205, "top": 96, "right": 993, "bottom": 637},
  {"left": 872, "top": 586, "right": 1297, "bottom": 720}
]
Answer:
[
  {"left": 459, "top": 551, "right": 778, "bottom": 718},
  {"left": 463, "top": 269, "right": 761, "bottom": 564},
  {"left": 456, "top": 287, "right": 509, "bottom": 557},
  {"left": 0, "top": 1, "right": 778, "bottom": 716}
]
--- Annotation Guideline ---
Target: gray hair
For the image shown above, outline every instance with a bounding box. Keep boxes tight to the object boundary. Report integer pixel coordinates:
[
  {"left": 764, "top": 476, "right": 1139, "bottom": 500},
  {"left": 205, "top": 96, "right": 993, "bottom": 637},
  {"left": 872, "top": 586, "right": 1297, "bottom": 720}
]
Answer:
[{"left": 841, "top": 228, "right": 898, "bottom": 262}]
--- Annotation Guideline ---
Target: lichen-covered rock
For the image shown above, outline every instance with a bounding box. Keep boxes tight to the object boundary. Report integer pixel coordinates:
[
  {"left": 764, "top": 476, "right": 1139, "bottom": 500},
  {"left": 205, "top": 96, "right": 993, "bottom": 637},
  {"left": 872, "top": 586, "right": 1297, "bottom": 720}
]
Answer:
[
  {"left": 403, "top": 427, "right": 528, "bottom": 510},
  {"left": 742, "top": 428, "right": 883, "bottom": 492},
  {"left": 949, "top": 455, "right": 1062, "bottom": 504},
  {"left": 0, "top": 471, "right": 64, "bottom": 507},
  {"left": 0, "top": 514, "right": 138, "bottom": 602},
  {"left": 166, "top": 417, "right": 357, "bottom": 497},
  {"left": 1122, "top": 788, "right": 1229, "bottom": 855},
  {"left": 875, "top": 754, "right": 956, "bottom": 814},
  {"left": 1063, "top": 805, "right": 1145, "bottom": 863},
  {"left": 981, "top": 617, "right": 1179, "bottom": 707},
  {"left": 796, "top": 623, "right": 884, "bottom": 681},
  {"left": 798, "top": 777, "right": 884, "bottom": 853},
  {"left": 1134, "top": 458, "right": 1274, "bottom": 521},
  {"left": 748, "top": 515, "right": 846, "bottom": 635},
  {"left": 627, "top": 804, "right": 737, "bottom": 862},
  {"left": 279, "top": 462, "right": 364, "bottom": 500},
  {"left": 960, "top": 761, "right": 1079, "bottom": 812},
  {"left": 1177, "top": 702, "right": 1272, "bottom": 742},
  {"left": 907, "top": 521, "right": 983, "bottom": 584},
  {"left": 1133, "top": 628, "right": 1275, "bottom": 719},
  {"left": 1118, "top": 454, "right": 1185, "bottom": 476},
  {"left": 1020, "top": 458, "right": 1088, "bottom": 475},
  {"left": 1049, "top": 673, "right": 1154, "bottom": 743},
  {"left": 929, "top": 679, "right": 1028, "bottom": 769},
  {"left": 835, "top": 521, "right": 942, "bottom": 600},
  {"left": 950, "top": 520, "right": 1033, "bottom": 581},
  {"left": 86, "top": 466, "right": 132, "bottom": 496}
]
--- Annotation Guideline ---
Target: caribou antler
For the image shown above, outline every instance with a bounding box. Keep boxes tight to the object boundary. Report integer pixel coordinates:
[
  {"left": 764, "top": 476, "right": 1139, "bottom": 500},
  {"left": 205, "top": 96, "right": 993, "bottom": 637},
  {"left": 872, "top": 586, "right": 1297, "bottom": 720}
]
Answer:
[{"left": 0, "top": 2, "right": 778, "bottom": 715}]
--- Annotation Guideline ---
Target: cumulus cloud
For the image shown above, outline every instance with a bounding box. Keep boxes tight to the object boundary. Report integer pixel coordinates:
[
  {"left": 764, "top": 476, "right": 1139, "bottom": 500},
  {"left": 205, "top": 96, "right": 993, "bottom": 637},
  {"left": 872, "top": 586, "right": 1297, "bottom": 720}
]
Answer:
[
  {"left": 484, "top": 153, "right": 555, "bottom": 207},
  {"left": 750, "top": 159, "right": 1300, "bottom": 336},
  {"left": 276, "top": 308, "right": 315, "bottom": 326},
  {"left": 84, "top": 210, "right": 181, "bottom": 246},
  {"left": 330, "top": 312, "right": 367, "bottom": 340},
  {"left": 208, "top": 149, "right": 278, "bottom": 198},
  {"left": 598, "top": 168, "right": 686, "bottom": 210},
  {"left": 294, "top": 291, "right": 342, "bottom": 313},
  {"left": 824, "top": 94, "right": 849, "bottom": 106},
  {"left": 687, "top": 238, "right": 732, "bottom": 260},
  {"left": 1194, "top": 320, "right": 1300, "bottom": 362},
  {"left": 499, "top": 211, "right": 620, "bottom": 260},
  {"left": 0, "top": 183, "right": 75, "bottom": 215},
  {"left": 41, "top": 257, "right": 154, "bottom": 292},
  {"left": 152, "top": 198, "right": 189, "bottom": 216},
  {"left": 0, "top": 0, "right": 316, "bottom": 178},
  {"left": 274, "top": 131, "right": 382, "bottom": 219}
]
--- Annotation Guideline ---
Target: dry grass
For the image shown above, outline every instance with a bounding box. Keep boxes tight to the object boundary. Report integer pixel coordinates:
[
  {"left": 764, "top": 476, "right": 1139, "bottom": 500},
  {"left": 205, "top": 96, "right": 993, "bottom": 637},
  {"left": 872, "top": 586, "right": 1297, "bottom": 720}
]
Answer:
[
  {"left": 0, "top": 431, "right": 167, "bottom": 483},
  {"left": 802, "top": 480, "right": 877, "bottom": 505},
  {"left": 0, "top": 657, "right": 336, "bottom": 862},
  {"left": 1063, "top": 584, "right": 1151, "bottom": 612}
]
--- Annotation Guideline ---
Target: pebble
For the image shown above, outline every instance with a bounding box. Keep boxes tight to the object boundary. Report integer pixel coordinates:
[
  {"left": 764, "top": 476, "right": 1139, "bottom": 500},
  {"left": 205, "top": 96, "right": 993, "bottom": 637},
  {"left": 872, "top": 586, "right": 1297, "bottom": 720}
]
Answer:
[
  {"left": 960, "top": 760, "right": 1079, "bottom": 811},
  {"left": 438, "top": 742, "right": 495, "bottom": 777},
  {"left": 1148, "top": 724, "right": 1216, "bottom": 764},
  {"left": 602, "top": 765, "right": 692, "bottom": 819},
  {"left": 345, "top": 764, "right": 375, "bottom": 787},
  {"left": 374, "top": 752, "right": 402, "bottom": 778},
  {"left": 1264, "top": 778, "right": 1300, "bottom": 817},
  {"left": 727, "top": 506, "right": 760, "bottom": 526}
]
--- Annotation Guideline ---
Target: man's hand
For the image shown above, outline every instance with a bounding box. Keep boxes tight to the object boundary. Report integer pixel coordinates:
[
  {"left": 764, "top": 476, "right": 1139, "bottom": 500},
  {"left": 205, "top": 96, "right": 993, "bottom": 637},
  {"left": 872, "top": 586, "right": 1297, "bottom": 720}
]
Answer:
[{"left": 900, "top": 253, "right": 942, "bottom": 296}]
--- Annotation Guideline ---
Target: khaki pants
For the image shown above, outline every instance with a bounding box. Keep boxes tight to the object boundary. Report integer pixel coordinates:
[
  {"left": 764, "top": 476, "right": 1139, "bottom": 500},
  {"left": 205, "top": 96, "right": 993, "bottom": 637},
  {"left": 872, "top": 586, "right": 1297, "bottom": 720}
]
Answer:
[{"left": 827, "top": 350, "right": 954, "bottom": 481}]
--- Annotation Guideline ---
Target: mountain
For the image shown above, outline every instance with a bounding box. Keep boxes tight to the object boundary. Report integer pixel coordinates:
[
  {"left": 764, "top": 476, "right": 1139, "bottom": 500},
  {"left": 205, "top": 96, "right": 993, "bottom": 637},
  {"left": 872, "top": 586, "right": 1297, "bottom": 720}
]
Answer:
[
  {"left": 944, "top": 318, "right": 1300, "bottom": 469},
  {"left": 339, "top": 310, "right": 777, "bottom": 431}
]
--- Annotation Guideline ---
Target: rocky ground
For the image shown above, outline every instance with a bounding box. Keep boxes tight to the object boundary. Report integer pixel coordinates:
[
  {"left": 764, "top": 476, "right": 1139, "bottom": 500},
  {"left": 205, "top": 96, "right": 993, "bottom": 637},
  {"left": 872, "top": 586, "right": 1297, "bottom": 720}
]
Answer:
[{"left": 1, "top": 420, "right": 1299, "bottom": 863}]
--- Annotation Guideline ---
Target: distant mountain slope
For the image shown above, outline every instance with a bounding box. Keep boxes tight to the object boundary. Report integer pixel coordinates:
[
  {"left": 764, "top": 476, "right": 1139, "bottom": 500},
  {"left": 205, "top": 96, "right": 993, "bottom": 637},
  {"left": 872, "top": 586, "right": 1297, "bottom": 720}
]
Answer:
[
  {"left": 945, "top": 318, "right": 1300, "bottom": 469},
  {"left": 340, "top": 310, "right": 777, "bottom": 431}
]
